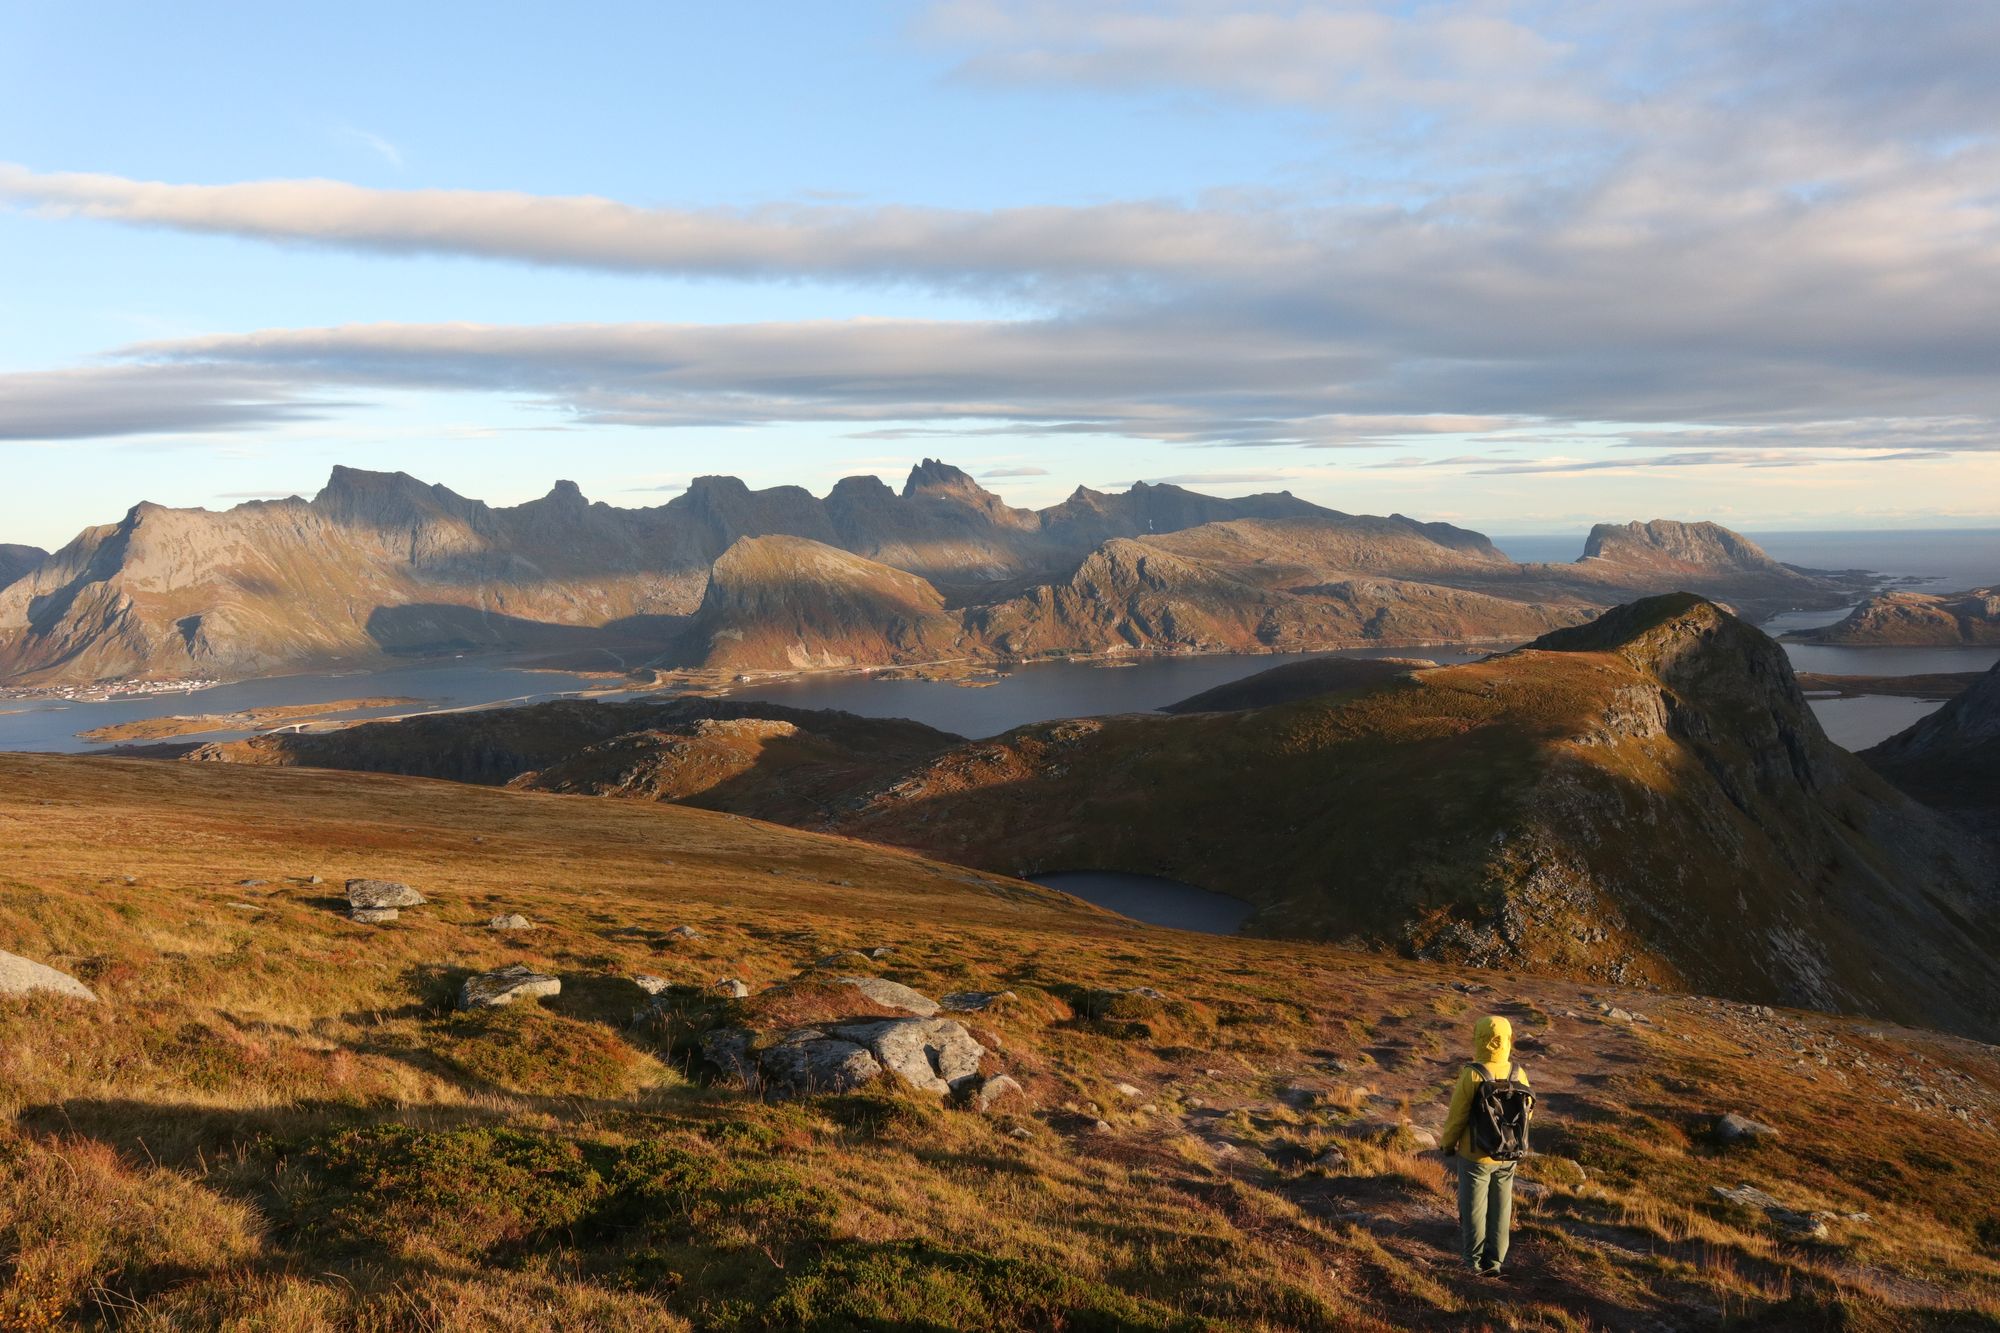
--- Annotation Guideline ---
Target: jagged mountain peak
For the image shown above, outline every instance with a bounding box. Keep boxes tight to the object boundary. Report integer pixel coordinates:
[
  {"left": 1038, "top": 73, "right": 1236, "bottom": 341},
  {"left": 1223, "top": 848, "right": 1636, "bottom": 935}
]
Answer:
[{"left": 901, "top": 457, "right": 989, "bottom": 500}]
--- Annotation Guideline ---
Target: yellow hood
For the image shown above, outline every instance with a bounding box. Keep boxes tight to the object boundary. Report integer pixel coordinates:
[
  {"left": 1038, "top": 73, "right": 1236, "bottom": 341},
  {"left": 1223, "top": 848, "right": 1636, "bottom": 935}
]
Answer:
[{"left": 1474, "top": 1015, "right": 1512, "bottom": 1066}]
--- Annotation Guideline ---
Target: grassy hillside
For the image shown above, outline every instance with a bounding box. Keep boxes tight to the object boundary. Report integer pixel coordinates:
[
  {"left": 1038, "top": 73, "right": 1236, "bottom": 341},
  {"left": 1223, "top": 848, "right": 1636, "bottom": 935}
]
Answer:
[
  {"left": 3, "top": 754, "right": 1998, "bottom": 1329},
  {"left": 831, "top": 598, "right": 2000, "bottom": 1040}
]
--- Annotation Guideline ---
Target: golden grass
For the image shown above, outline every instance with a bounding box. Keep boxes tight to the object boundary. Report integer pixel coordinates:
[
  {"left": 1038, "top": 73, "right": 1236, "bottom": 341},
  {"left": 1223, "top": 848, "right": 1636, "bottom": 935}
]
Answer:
[{"left": 1, "top": 752, "right": 1997, "bottom": 1329}]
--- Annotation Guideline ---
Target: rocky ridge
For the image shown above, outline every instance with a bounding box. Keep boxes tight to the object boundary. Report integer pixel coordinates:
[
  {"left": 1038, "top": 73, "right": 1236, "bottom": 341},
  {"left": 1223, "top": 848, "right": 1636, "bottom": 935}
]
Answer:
[
  {"left": 0, "top": 543, "right": 44, "bottom": 590},
  {"left": 0, "top": 460, "right": 1855, "bottom": 683},
  {"left": 1790, "top": 586, "right": 2000, "bottom": 646}
]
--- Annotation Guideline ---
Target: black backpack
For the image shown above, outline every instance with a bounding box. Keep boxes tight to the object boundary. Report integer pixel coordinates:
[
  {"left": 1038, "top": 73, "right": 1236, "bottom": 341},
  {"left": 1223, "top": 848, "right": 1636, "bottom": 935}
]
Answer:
[{"left": 1466, "top": 1063, "right": 1534, "bottom": 1161}]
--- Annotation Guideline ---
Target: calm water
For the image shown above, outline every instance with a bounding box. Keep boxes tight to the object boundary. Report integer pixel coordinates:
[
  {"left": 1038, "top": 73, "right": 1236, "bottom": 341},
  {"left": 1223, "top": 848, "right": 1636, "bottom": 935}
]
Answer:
[
  {"left": 0, "top": 658, "right": 605, "bottom": 754},
  {"left": 1808, "top": 696, "right": 1951, "bottom": 752},
  {"left": 1032, "top": 871, "right": 1253, "bottom": 935},
  {"left": 729, "top": 646, "right": 1486, "bottom": 739}
]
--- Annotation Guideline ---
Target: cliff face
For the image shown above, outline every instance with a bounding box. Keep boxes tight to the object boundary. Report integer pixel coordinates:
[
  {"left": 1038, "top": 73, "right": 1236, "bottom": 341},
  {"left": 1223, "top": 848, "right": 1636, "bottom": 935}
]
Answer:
[
  {"left": 1579, "top": 519, "right": 1788, "bottom": 574},
  {"left": 1792, "top": 586, "right": 2000, "bottom": 646}
]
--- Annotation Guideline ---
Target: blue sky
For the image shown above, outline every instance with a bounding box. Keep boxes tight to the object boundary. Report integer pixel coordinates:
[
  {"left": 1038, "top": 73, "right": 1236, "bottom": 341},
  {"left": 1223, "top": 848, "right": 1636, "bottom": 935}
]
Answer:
[{"left": 4, "top": 0, "right": 2000, "bottom": 549}]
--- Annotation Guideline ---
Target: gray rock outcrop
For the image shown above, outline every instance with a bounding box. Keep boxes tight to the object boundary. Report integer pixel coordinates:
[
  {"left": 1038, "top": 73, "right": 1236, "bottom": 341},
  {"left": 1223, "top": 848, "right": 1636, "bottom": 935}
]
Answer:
[
  {"left": 1714, "top": 1112, "right": 1779, "bottom": 1144},
  {"left": 832, "top": 975, "right": 940, "bottom": 1016},
  {"left": 833, "top": 1017, "right": 985, "bottom": 1096},
  {"left": 459, "top": 963, "right": 561, "bottom": 1009},
  {"left": 347, "top": 879, "right": 425, "bottom": 909},
  {"left": 759, "top": 1031, "right": 883, "bottom": 1095},
  {"left": 941, "top": 990, "right": 1016, "bottom": 1012},
  {"left": 0, "top": 949, "right": 96, "bottom": 1002}
]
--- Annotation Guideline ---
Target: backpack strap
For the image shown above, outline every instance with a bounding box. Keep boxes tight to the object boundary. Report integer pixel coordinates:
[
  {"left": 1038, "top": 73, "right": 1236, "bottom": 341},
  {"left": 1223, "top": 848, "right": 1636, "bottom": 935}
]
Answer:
[
  {"left": 1509, "top": 1062, "right": 1521, "bottom": 1083},
  {"left": 1465, "top": 1062, "right": 1486, "bottom": 1084}
]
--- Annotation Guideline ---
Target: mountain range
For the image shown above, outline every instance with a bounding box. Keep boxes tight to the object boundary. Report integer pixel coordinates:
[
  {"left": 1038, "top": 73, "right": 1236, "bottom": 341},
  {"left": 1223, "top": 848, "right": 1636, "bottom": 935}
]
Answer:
[{"left": 0, "top": 461, "right": 1857, "bottom": 685}]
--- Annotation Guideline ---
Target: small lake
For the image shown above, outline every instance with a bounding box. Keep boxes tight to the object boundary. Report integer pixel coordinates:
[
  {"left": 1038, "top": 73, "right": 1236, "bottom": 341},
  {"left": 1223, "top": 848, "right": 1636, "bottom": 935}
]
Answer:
[
  {"left": 727, "top": 645, "right": 1487, "bottom": 739},
  {"left": 1031, "top": 870, "right": 1253, "bottom": 935},
  {"left": 0, "top": 657, "right": 607, "bottom": 754},
  {"left": 1807, "top": 696, "right": 1951, "bottom": 753}
]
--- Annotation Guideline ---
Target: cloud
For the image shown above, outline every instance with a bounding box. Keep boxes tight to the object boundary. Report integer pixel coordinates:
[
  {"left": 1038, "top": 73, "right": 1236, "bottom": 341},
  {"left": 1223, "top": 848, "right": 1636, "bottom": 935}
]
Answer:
[
  {"left": 1469, "top": 450, "right": 1958, "bottom": 476},
  {"left": 0, "top": 364, "right": 335, "bottom": 441},
  {"left": 1127, "top": 471, "right": 1295, "bottom": 485},
  {"left": 0, "top": 163, "right": 1297, "bottom": 289},
  {"left": 979, "top": 465, "right": 1049, "bottom": 477},
  {"left": 7, "top": 4, "right": 2000, "bottom": 463},
  {"left": 333, "top": 126, "right": 405, "bottom": 169}
]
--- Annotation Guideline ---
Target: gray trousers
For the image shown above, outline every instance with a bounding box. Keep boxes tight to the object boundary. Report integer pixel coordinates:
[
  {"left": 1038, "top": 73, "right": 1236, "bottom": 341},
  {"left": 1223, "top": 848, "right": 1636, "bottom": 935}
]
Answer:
[{"left": 1456, "top": 1159, "right": 1516, "bottom": 1272}]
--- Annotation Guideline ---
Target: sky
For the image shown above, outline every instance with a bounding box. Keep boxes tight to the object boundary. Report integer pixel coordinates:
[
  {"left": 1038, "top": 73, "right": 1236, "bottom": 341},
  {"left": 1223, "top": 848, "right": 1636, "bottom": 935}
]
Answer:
[{"left": 4, "top": 0, "right": 2000, "bottom": 550}]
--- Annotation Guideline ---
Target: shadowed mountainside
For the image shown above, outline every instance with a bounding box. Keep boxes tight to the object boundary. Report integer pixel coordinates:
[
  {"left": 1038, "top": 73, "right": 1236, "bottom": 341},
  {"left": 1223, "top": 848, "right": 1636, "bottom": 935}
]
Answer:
[
  {"left": 170, "top": 695, "right": 960, "bottom": 827},
  {"left": 1866, "top": 657, "right": 2000, "bottom": 835},
  {"left": 0, "top": 542, "right": 44, "bottom": 590}
]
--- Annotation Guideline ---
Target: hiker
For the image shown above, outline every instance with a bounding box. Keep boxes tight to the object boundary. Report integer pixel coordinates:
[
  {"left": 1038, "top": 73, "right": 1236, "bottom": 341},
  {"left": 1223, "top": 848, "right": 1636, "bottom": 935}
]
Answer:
[{"left": 1439, "top": 1014, "right": 1534, "bottom": 1277}]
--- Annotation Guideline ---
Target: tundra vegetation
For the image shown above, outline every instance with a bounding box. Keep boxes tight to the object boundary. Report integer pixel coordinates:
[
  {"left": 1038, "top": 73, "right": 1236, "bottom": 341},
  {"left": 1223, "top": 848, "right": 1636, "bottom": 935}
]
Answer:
[{"left": 2, "top": 751, "right": 1997, "bottom": 1330}]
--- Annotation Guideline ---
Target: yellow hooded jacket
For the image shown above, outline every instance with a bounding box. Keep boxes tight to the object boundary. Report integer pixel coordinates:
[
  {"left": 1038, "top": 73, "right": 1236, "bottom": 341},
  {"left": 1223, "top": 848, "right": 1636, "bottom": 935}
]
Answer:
[{"left": 1439, "top": 1015, "right": 1531, "bottom": 1165}]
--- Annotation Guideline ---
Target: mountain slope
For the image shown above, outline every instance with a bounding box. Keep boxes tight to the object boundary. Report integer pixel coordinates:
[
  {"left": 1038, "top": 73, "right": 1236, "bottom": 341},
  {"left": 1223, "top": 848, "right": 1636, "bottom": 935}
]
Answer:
[
  {"left": 179, "top": 695, "right": 959, "bottom": 826},
  {"left": 968, "top": 538, "right": 1590, "bottom": 657},
  {"left": 0, "top": 543, "right": 44, "bottom": 590},
  {"left": 1791, "top": 586, "right": 2000, "bottom": 646},
  {"left": 5, "top": 752, "right": 1998, "bottom": 1328},
  {"left": 160, "top": 597, "right": 2000, "bottom": 1039},
  {"left": 1866, "top": 658, "right": 2000, "bottom": 832},
  {"left": 833, "top": 596, "right": 2000, "bottom": 1038},
  {"left": 681, "top": 535, "right": 969, "bottom": 671}
]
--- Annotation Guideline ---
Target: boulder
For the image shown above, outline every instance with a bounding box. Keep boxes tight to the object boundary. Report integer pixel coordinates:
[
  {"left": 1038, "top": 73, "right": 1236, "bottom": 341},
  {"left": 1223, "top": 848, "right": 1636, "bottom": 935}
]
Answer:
[
  {"left": 634, "top": 974, "right": 671, "bottom": 995},
  {"left": 698, "top": 1026, "right": 757, "bottom": 1082},
  {"left": 1309, "top": 1147, "right": 1349, "bottom": 1174},
  {"left": 813, "top": 949, "right": 871, "bottom": 969},
  {"left": 833, "top": 1017, "right": 986, "bottom": 1096},
  {"left": 459, "top": 963, "right": 561, "bottom": 1010},
  {"left": 487, "top": 914, "right": 533, "bottom": 931},
  {"left": 1714, "top": 1112, "right": 1779, "bottom": 1144},
  {"left": 759, "top": 1033, "right": 883, "bottom": 1096},
  {"left": 712, "top": 978, "right": 751, "bottom": 998},
  {"left": 1711, "top": 1183, "right": 1831, "bottom": 1239},
  {"left": 969, "top": 1073, "right": 1024, "bottom": 1113},
  {"left": 831, "top": 975, "right": 940, "bottom": 1016},
  {"left": 0, "top": 949, "right": 96, "bottom": 1002},
  {"left": 346, "top": 879, "right": 425, "bottom": 910},
  {"left": 941, "top": 990, "right": 1017, "bottom": 1013},
  {"left": 350, "top": 907, "right": 399, "bottom": 924},
  {"left": 1113, "top": 1081, "right": 1143, "bottom": 1099},
  {"left": 664, "top": 925, "right": 703, "bottom": 942}
]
